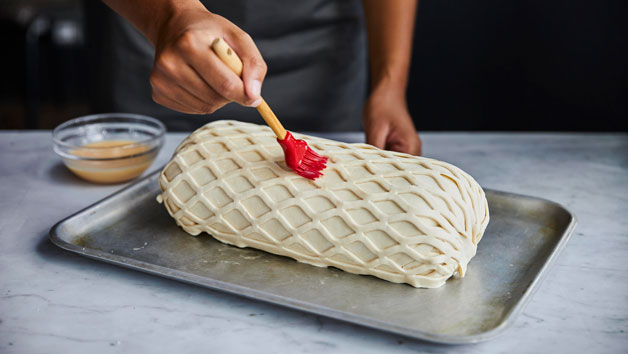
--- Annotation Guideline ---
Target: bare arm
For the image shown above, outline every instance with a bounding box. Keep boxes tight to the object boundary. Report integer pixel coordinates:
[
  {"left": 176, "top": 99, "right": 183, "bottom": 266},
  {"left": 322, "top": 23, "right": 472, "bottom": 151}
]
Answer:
[
  {"left": 362, "top": 0, "right": 421, "bottom": 155},
  {"left": 102, "top": 0, "right": 266, "bottom": 114},
  {"left": 101, "top": 0, "right": 183, "bottom": 45}
]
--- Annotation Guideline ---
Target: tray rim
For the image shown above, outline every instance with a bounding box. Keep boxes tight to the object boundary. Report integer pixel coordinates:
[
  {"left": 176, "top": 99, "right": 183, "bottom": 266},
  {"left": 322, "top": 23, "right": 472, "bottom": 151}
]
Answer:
[{"left": 49, "top": 170, "right": 577, "bottom": 344}]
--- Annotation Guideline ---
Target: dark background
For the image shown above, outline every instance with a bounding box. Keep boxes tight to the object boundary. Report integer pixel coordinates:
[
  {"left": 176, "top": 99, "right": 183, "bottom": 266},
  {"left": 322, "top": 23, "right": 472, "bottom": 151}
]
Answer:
[{"left": 1, "top": 0, "right": 626, "bottom": 131}]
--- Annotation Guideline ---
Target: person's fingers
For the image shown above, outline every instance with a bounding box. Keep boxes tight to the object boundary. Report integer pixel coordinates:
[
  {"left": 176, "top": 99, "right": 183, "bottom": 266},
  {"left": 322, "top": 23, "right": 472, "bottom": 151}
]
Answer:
[
  {"left": 385, "top": 140, "right": 405, "bottom": 153},
  {"left": 225, "top": 29, "right": 267, "bottom": 106},
  {"left": 178, "top": 65, "right": 230, "bottom": 110},
  {"left": 366, "top": 120, "right": 389, "bottom": 149},
  {"left": 384, "top": 133, "right": 408, "bottom": 153},
  {"left": 387, "top": 131, "right": 422, "bottom": 156},
  {"left": 152, "top": 52, "right": 229, "bottom": 110},
  {"left": 151, "top": 73, "right": 227, "bottom": 114},
  {"left": 174, "top": 31, "right": 250, "bottom": 105},
  {"left": 414, "top": 135, "right": 423, "bottom": 155},
  {"left": 151, "top": 89, "right": 199, "bottom": 114}
]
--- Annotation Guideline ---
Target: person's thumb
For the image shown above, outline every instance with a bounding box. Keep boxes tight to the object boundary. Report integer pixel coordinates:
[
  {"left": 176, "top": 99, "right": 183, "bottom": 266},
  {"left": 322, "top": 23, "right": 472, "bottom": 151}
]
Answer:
[
  {"left": 225, "top": 29, "right": 267, "bottom": 107},
  {"left": 240, "top": 50, "right": 266, "bottom": 107},
  {"left": 366, "top": 119, "right": 389, "bottom": 150}
]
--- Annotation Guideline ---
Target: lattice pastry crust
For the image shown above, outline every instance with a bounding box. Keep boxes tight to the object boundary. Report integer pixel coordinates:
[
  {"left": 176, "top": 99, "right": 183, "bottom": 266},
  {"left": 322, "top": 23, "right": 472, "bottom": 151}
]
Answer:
[{"left": 158, "top": 120, "right": 489, "bottom": 288}]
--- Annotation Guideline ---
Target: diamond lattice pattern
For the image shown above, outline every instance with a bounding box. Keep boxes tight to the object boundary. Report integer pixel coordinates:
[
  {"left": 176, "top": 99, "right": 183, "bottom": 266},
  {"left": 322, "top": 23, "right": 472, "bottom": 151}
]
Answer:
[{"left": 159, "top": 121, "right": 489, "bottom": 288}]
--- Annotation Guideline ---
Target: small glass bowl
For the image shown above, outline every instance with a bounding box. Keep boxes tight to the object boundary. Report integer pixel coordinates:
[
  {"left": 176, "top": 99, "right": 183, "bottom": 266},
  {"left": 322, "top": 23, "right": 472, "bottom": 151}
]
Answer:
[{"left": 53, "top": 113, "right": 166, "bottom": 184}]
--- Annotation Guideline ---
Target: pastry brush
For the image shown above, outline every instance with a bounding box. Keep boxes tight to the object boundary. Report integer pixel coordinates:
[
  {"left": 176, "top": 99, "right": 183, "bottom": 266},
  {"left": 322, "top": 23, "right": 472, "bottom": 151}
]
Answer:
[{"left": 211, "top": 38, "right": 328, "bottom": 180}]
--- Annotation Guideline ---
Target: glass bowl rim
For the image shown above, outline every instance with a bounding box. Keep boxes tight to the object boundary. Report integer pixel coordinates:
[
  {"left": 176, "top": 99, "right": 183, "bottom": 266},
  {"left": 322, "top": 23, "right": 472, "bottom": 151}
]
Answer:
[{"left": 52, "top": 113, "right": 166, "bottom": 151}]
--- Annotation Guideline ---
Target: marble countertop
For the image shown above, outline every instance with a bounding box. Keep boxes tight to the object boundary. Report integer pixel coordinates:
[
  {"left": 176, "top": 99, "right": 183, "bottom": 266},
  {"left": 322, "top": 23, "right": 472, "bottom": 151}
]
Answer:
[{"left": 1, "top": 131, "right": 627, "bottom": 353}]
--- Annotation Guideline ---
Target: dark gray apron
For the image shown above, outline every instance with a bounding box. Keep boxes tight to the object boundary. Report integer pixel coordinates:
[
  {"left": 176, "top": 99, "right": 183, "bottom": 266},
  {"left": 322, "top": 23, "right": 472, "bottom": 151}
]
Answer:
[{"left": 85, "top": 0, "right": 367, "bottom": 132}]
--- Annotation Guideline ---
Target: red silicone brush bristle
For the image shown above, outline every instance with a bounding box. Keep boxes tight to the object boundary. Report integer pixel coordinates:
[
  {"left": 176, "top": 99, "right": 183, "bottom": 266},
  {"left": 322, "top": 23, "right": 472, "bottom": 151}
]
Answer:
[
  {"left": 277, "top": 131, "right": 328, "bottom": 180},
  {"left": 294, "top": 147, "right": 328, "bottom": 179}
]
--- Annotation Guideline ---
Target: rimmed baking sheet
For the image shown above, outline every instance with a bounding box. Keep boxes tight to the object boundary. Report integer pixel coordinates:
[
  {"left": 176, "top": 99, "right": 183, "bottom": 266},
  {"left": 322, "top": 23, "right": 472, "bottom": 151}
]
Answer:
[{"left": 50, "top": 171, "right": 576, "bottom": 344}]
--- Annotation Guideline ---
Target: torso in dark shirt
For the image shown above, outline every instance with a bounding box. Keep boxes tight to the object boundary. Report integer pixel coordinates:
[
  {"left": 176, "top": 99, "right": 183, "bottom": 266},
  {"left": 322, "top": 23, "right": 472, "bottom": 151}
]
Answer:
[{"left": 85, "top": 0, "right": 368, "bottom": 132}]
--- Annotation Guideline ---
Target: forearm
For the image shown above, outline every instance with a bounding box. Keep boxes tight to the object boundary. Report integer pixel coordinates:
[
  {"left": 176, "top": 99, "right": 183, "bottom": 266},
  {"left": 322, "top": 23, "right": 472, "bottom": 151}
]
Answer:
[
  {"left": 362, "top": 0, "right": 418, "bottom": 94},
  {"left": 102, "top": 0, "right": 205, "bottom": 45}
]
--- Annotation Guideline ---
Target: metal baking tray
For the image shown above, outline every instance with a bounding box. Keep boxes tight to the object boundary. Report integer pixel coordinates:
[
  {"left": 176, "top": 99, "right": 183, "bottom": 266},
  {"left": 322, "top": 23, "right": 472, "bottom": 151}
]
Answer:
[{"left": 50, "top": 170, "right": 576, "bottom": 344}]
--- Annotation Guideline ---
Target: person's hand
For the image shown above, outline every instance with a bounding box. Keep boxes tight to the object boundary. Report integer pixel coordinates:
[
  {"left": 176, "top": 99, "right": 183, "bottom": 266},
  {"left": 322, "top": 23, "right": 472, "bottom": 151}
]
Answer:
[
  {"left": 363, "top": 82, "right": 422, "bottom": 155},
  {"left": 149, "top": 6, "right": 266, "bottom": 114}
]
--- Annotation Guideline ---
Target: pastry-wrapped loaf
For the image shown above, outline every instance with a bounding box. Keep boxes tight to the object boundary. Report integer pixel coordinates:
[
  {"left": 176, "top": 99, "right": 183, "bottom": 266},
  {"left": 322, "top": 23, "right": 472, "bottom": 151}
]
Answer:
[{"left": 158, "top": 121, "right": 489, "bottom": 288}]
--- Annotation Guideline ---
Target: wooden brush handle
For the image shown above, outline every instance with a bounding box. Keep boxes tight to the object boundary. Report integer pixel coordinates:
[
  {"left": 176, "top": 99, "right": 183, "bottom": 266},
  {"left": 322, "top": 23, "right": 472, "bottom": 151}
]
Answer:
[{"left": 211, "top": 38, "right": 287, "bottom": 140}]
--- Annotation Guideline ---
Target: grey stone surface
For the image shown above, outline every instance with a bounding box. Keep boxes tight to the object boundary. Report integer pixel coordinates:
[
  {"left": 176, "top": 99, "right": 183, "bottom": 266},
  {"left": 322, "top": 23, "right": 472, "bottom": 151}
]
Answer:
[{"left": 1, "top": 131, "right": 626, "bottom": 353}]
